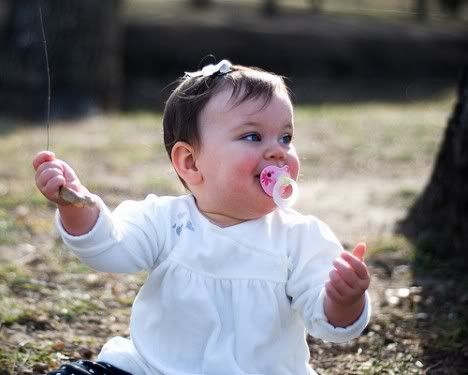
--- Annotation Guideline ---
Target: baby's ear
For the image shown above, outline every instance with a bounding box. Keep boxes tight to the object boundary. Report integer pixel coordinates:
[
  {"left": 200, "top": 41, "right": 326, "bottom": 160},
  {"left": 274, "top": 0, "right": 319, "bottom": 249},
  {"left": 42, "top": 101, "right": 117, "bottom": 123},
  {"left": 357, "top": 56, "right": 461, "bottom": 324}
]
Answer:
[{"left": 171, "top": 141, "right": 203, "bottom": 186}]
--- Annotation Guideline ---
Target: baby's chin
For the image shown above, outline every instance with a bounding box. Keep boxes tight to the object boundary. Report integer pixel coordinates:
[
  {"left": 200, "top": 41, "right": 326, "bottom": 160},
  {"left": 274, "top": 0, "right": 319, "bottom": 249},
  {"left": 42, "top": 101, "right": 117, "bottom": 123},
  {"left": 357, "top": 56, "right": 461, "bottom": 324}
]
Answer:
[{"left": 242, "top": 199, "right": 278, "bottom": 220}]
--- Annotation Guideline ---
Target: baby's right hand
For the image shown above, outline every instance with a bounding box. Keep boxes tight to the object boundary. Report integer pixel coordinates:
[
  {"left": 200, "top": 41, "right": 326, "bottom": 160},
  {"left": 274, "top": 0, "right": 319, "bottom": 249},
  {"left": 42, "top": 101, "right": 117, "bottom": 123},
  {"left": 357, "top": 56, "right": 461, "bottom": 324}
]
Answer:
[{"left": 33, "top": 151, "right": 85, "bottom": 206}]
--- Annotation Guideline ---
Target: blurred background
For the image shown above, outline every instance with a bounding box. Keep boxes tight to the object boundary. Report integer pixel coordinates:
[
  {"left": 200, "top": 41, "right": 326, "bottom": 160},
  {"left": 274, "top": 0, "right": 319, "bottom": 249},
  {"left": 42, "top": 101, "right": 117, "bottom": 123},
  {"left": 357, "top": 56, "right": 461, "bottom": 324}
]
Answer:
[
  {"left": 0, "top": 1, "right": 467, "bottom": 374},
  {"left": 0, "top": 0, "right": 467, "bottom": 116}
]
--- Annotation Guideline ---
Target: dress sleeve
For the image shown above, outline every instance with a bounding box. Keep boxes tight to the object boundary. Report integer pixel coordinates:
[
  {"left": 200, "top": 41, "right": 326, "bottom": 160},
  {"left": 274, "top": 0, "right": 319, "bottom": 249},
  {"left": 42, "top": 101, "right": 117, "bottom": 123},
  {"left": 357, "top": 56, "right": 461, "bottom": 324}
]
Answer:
[
  {"left": 55, "top": 194, "right": 166, "bottom": 273},
  {"left": 285, "top": 218, "right": 371, "bottom": 343}
]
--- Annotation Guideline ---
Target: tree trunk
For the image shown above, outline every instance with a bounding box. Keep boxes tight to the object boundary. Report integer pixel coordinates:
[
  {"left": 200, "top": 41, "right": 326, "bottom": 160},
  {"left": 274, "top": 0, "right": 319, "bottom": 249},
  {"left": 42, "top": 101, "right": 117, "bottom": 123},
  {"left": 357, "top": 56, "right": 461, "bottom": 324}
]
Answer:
[
  {"left": 263, "top": 0, "right": 279, "bottom": 16},
  {"left": 0, "top": 0, "right": 122, "bottom": 119},
  {"left": 439, "top": 0, "right": 463, "bottom": 18},
  {"left": 397, "top": 63, "right": 468, "bottom": 260},
  {"left": 309, "top": 0, "right": 323, "bottom": 13},
  {"left": 415, "top": 0, "right": 428, "bottom": 22},
  {"left": 190, "top": 0, "right": 213, "bottom": 8}
]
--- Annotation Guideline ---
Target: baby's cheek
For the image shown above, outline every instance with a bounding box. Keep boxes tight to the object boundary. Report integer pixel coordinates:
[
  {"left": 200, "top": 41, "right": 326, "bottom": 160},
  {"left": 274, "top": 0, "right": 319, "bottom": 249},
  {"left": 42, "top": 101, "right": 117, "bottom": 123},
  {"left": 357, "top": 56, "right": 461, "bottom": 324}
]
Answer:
[
  {"left": 235, "top": 152, "right": 259, "bottom": 174},
  {"left": 288, "top": 150, "right": 300, "bottom": 180},
  {"left": 290, "top": 162, "right": 300, "bottom": 180},
  {"left": 227, "top": 160, "right": 258, "bottom": 189}
]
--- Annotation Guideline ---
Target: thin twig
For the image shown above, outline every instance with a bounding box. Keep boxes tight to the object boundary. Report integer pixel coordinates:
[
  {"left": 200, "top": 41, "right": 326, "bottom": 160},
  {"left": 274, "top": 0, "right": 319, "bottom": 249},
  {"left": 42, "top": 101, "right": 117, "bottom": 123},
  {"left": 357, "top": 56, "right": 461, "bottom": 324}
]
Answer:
[{"left": 38, "top": 0, "right": 51, "bottom": 151}]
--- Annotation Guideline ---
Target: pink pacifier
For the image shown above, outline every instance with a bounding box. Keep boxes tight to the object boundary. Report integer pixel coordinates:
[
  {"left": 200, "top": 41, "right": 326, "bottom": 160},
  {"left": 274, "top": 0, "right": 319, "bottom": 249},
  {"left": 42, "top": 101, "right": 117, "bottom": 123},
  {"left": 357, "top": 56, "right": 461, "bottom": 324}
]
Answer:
[{"left": 260, "top": 165, "right": 298, "bottom": 209}]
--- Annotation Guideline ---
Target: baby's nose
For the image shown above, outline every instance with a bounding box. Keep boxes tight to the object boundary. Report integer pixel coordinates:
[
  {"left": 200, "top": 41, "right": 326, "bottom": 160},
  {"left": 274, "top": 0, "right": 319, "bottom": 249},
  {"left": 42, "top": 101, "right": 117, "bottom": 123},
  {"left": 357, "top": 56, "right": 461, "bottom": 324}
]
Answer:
[{"left": 264, "top": 143, "right": 286, "bottom": 161}]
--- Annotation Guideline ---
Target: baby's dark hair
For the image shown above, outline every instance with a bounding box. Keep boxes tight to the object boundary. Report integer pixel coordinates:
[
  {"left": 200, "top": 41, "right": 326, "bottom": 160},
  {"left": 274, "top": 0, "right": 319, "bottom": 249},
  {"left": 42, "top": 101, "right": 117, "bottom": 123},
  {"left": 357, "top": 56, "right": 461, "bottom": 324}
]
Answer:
[{"left": 163, "top": 63, "right": 290, "bottom": 163}]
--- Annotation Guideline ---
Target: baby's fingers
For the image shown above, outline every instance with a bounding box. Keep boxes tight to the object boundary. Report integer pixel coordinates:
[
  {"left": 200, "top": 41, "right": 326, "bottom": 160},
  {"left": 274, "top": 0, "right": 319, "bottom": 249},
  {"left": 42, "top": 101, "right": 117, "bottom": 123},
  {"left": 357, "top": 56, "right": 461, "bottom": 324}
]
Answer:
[
  {"left": 329, "top": 268, "right": 365, "bottom": 303},
  {"left": 325, "top": 280, "right": 343, "bottom": 304},
  {"left": 33, "top": 151, "right": 55, "bottom": 171},
  {"left": 341, "top": 251, "right": 370, "bottom": 281},
  {"left": 60, "top": 160, "right": 80, "bottom": 181},
  {"left": 352, "top": 242, "right": 367, "bottom": 261},
  {"left": 329, "top": 269, "right": 353, "bottom": 296},
  {"left": 43, "top": 175, "right": 66, "bottom": 199},
  {"left": 333, "top": 257, "right": 360, "bottom": 288},
  {"left": 35, "top": 159, "right": 63, "bottom": 181},
  {"left": 36, "top": 165, "right": 63, "bottom": 189}
]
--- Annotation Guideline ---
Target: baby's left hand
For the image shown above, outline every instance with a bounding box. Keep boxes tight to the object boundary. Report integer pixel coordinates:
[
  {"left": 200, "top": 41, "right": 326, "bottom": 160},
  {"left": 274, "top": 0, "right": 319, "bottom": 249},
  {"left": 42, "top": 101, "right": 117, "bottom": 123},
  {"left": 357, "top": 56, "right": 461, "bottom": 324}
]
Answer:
[{"left": 325, "top": 243, "right": 370, "bottom": 307}]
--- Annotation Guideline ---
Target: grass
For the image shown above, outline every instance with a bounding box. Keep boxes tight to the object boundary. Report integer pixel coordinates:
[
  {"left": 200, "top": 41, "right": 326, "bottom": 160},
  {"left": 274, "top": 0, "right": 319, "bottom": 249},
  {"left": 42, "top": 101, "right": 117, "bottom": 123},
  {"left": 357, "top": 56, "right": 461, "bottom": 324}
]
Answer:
[
  {"left": 294, "top": 98, "right": 451, "bottom": 179},
  {"left": 0, "top": 91, "right": 462, "bottom": 373},
  {"left": 124, "top": 0, "right": 468, "bottom": 26},
  {"left": 366, "top": 235, "right": 415, "bottom": 259}
]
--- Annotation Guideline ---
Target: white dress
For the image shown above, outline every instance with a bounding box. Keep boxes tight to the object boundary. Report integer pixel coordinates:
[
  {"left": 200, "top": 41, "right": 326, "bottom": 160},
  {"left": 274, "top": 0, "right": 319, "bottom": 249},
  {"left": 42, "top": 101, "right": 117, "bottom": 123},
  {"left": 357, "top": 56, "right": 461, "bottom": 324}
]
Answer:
[{"left": 56, "top": 194, "right": 370, "bottom": 375}]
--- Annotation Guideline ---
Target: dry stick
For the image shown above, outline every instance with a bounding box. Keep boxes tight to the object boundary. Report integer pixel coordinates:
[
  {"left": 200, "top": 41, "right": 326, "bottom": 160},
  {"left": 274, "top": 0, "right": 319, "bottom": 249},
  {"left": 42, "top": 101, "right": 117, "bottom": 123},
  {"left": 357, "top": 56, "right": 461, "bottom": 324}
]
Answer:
[
  {"left": 38, "top": 0, "right": 50, "bottom": 151},
  {"left": 38, "top": 0, "right": 95, "bottom": 208}
]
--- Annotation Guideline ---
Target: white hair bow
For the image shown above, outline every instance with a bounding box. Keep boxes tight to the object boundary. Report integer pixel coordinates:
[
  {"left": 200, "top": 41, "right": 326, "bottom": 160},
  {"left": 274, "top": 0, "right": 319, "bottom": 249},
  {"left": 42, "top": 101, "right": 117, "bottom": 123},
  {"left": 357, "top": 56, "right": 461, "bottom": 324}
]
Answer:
[{"left": 185, "top": 59, "right": 233, "bottom": 78}]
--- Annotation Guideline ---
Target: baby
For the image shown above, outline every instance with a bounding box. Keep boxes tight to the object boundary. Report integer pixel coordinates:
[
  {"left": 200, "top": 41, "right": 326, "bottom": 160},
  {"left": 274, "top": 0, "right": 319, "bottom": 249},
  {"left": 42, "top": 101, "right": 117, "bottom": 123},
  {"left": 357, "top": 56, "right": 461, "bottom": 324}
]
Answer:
[{"left": 34, "top": 60, "right": 371, "bottom": 375}]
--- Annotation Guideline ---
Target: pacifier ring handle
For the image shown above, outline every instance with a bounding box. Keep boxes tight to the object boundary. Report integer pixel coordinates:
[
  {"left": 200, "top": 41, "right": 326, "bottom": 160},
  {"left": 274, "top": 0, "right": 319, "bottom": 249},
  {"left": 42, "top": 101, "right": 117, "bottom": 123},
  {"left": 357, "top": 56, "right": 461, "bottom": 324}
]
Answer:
[
  {"left": 259, "top": 165, "right": 298, "bottom": 210},
  {"left": 272, "top": 176, "right": 298, "bottom": 209}
]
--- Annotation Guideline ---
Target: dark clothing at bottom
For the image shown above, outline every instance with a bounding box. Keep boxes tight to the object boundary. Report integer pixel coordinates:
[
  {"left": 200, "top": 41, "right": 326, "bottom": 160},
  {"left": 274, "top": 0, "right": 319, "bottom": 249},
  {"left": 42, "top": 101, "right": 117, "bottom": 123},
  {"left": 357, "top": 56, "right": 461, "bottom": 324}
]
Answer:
[{"left": 47, "top": 360, "right": 131, "bottom": 375}]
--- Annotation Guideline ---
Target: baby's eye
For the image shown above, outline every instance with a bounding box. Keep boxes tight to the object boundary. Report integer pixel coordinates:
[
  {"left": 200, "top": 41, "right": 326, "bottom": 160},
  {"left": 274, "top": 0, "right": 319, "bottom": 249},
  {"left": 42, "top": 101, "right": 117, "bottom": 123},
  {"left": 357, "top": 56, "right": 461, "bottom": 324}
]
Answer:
[
  {"left": 242, "top": 133, "right": 261, "bottom": 142},
  {"left": 280, "top": 134, "right": 293, "bottom": 145}
]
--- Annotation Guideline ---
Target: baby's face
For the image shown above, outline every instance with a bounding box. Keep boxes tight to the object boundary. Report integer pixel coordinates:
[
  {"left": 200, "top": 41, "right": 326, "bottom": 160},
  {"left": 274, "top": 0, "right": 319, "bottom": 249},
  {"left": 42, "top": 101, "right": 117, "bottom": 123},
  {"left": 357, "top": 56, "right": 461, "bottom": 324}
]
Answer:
[{"left": 192, "top": 87, "right": 300, "bottom": 225}]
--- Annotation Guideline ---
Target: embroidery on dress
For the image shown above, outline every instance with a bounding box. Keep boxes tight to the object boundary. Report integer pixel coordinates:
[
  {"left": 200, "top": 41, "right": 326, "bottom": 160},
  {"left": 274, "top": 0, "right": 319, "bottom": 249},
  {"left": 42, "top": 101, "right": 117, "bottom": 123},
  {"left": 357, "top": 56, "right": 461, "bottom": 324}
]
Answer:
[{"left": 172, "top": 212, "right": 195, "bottom": 236}]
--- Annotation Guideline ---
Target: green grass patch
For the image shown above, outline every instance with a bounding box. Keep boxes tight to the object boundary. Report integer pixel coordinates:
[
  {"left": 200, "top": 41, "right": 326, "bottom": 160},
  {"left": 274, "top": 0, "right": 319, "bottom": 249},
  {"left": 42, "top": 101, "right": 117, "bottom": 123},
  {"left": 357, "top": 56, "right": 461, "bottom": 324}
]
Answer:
[
  {"left": 0, "top": 263, "right": 20, "bottom": 278},
  {"left": 0, "top": 299, "right": 24, "bottom": 327},
  {"left": 8, "top": 275, "right": 45, "bottom": 293},
  {"left": 55, "top": 298, "right": 102, "bottom": 322},
  {"left": 0, "top": 342, "right": 59, "bottom": 374},
  {"left": 367, "top": 235, "right": 415, "bottom": 261},
  {"left": 0, "top": 297, "right": 42, "bottom": 328},
  {"left": 63, "top": 260, "right": 92, "bottom": 274},
  {"left": 0, "top": 308, "right": 36, "bottom": 327}
]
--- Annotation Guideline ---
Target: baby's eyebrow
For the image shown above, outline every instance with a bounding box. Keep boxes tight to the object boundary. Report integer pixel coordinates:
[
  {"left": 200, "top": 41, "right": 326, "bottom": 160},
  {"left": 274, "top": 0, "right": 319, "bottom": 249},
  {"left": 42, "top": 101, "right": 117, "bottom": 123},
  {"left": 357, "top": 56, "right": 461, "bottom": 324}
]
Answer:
[
  {"left": 238, "top": 121, "right": 293, "bottom": 130},
  {"left": 238, "top": 121, "right": 261, "bottom": 127}
]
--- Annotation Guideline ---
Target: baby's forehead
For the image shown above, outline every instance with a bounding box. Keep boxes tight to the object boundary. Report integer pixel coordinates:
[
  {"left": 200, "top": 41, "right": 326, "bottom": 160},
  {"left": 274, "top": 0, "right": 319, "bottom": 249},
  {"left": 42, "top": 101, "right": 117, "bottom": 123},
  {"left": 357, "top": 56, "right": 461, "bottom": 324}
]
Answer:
[
  {"left": 202, "top": 85, "right": 291, "bottom": 119},
  {"left": 197, "top": 88, "right": 294, "bottom": 139}
]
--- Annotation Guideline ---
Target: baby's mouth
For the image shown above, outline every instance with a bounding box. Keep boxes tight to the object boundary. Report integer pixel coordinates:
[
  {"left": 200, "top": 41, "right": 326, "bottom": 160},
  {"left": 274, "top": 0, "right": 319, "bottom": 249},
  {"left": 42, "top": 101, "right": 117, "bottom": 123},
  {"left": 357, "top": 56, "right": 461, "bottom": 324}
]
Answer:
[
  {"left": 254, "top": 174, "right": 264, "bottom": 187},
  {"left": 255, "top": 174, "right": 271, "bottom": 197}
]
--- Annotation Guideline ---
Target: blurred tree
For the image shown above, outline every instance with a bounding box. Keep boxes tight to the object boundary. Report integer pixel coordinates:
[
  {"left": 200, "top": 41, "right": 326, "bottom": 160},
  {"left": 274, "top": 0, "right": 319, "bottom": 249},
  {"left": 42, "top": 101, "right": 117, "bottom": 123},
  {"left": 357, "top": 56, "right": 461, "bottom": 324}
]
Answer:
[
  {"left": 415, "top": 0, "right": 428, "bottom": 21},
  {"left": 0, "top": 1, "right": 10, "bottom": 35},
  {"left": 263, "top": 0, "right": 279, "bottom": 16},
  {"left": 398, "top": 63, "right": 468, "bottom": 261},
  {"left": 309, "top": 0, "right": 323, "bottom": 13},
  {"left": 0, "top": 0, "right": 122, "bottom": 118},
  {"left": 439, "top": 0, "right": 465, "bottom": 17},
  {"left": 190, "top": 0, "right": 213, "bottom": 8}
]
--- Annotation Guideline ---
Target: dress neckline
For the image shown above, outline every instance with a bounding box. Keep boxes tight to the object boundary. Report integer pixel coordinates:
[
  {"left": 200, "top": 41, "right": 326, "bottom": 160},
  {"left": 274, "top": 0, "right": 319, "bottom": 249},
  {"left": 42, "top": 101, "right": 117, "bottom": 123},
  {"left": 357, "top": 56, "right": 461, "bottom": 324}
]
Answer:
[{"left": 186, "top": 194, "right": 270, "bottom": 232}]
